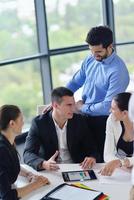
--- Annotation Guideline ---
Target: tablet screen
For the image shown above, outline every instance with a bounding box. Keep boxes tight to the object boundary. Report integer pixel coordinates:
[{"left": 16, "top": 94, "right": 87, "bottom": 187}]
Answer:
[{"left": 62, "top": 170, "right": 97, "bottom": 182}]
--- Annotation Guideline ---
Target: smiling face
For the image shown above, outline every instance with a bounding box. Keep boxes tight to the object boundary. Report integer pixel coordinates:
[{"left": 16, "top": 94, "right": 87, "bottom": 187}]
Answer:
[
  {"left": 111, "top": 99, "right": 127, "bottom": 121},
  {"left": 89, "top": 44, "right": 112, "bottom": 61},
  {"left": 10, "top": 113, "right": 24, "bottom": 135}
]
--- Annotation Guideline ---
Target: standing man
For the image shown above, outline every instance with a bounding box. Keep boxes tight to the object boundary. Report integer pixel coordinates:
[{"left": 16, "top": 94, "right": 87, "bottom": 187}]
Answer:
[
  {"left": 23, "top": 87, "right": 100, "bottom": 171},
  {"left": 67, "top": 26, "right": 129, "bottom": 161}
]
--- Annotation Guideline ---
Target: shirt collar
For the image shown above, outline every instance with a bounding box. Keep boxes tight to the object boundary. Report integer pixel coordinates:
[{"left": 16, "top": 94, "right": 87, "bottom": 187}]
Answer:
[
  {"left": 52, "top": 117, "right": 68, "bottom": 130},
  {"left": 101, "top": 50, "right": 116, "bottom": 64}
]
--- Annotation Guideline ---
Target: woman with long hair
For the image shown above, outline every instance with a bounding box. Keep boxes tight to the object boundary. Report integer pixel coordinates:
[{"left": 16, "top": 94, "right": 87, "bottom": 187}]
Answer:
[
  {"left": 0, "top": 105, "right": 49, "bottom": 200},
  {"left": 100, "top": 92, "right": 134, "bottom": 176}
]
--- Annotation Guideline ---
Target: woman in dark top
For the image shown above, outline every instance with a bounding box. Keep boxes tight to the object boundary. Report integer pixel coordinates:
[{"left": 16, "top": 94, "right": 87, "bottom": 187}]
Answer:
[
  {"left": 0, "top": 105, "right": 49, "bottom": 200},
  {"left": 100, "top": 92, "right": 134, "bottom": 176}
]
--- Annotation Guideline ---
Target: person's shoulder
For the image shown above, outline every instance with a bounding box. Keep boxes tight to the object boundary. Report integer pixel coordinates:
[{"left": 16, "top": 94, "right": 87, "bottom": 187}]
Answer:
[
  {"left": 0, "top": 141, "right": 8, "bottom": 156},
  {"left": 33, "top": 110, "right": 52, "bottom": 123},
  {"left": 71, "top": 113, "right": 87, "bottom": 122},
  {"left": 107, "top": 113, "right": 115, "bottom": 122},
  {"left": 107, "top": 113, "right": 120, "bottom": 127},
  {"left": 0, "top": 135, "right": 6, "bottom": 148},
  {"left": 84, "top": 54, "right": 94, "bottom": 63},
  {"left": 113, "top": 53, "right": 127, "bottom": 68}
]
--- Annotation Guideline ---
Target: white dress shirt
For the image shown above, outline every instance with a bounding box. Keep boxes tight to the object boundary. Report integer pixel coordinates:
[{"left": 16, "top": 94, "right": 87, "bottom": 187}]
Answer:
[{"left": 53, "top": 118, "right": 73, "bottom": 163}]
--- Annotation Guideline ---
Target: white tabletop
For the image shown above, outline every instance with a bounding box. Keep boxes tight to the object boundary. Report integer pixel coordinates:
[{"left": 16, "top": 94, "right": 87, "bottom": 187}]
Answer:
[{"left": 16, "top": 163, "right": 132, "bottom": 200}]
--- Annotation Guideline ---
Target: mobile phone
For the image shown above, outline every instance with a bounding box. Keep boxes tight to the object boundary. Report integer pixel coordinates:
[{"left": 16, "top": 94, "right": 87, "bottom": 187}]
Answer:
[{"left": 62, "top": 170, "right": 97, "bottom": 182}]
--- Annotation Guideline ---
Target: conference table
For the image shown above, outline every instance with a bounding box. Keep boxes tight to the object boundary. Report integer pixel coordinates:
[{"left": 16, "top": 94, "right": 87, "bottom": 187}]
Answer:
[{"left": 16, "top": 163, "right": 132, "bottom": 200}]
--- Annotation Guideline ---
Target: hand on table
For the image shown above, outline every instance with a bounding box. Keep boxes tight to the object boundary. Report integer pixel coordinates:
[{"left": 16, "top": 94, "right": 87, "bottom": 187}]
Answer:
[
  {"left": 100, "top": 160, "right": 121, "bottom": 176},
  {"left": 80, "top": 157, "right": 96, "bottom": 169}
]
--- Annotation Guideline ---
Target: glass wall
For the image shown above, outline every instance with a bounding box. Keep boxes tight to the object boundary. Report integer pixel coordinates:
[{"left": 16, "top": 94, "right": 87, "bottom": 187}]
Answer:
[
  {"left": 45, "top": 0, "right": 102, "bottom": 48},
  {"left": 116, "top": 45, "right": 134, "bottom": 92},
  {"left": 0, "top": 60, "right": 43, "bottom": 130},
  {"left": 0, "top": 0, "right": 134, "bottom": 129},
  {"left": 113, "top": 0, "right": 134, "bottom": 43},
  {"left": 113, "top": 0, "right": 134, "bottom": 91},
  {"left": 0, "top": 0, "right": 38, "bottom": 60},
  {"left": 0, "top": 0, "right": 41, "bottom": 129},
  {"left": 51, "top": 51, "right": 88, "bottom": 87}
]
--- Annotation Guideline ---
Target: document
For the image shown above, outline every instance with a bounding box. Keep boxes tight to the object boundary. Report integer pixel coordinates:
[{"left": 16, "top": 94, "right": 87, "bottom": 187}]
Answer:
[{"left": 48, "top": 184, "right": 102, "bottom": 200}]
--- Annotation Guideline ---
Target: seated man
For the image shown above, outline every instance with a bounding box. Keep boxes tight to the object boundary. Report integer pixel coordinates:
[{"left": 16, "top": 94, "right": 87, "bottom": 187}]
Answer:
[{"left": 23, "top": 87, "right": 100, "bottom": 171}]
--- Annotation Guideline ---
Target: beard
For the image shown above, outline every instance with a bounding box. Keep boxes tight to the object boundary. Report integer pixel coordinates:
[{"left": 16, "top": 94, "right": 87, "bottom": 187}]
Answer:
[
  {"left": 94, "top": 48, "right": 110, "bottom": 61},
  {"left": 95, "top": 52, "right": 109, "bottom": 61}
]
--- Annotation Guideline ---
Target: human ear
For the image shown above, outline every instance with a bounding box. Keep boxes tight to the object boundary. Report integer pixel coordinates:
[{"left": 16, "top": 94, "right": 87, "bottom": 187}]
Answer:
[
  {"left": 52, "top": 102, "right": 59, "bottom": 109},
  {"left": 9, "top": 120, "right": 15, "bottom": 128},
  {"left": 122, "top": 110, "right": 128, "bottom": 118}
]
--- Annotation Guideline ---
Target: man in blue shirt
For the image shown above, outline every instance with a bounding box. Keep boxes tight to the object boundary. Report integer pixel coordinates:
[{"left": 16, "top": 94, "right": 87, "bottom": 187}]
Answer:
[{"left": 67, "top": 26, "right": 130, "bottom": 161}]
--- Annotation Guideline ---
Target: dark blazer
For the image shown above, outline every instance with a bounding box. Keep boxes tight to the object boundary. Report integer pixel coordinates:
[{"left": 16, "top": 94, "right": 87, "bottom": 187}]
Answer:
[
  {"left": 0, "top": 134, "right": 20, "bottom": 200},
  {"left": 23, "top": 111, "right": 100, "bottom": 171}
]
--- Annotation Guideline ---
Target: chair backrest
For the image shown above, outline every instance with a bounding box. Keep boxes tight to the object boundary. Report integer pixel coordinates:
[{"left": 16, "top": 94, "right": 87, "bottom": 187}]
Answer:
[{"left": 37, "top": 105, "right": 47, "bottom": 115}]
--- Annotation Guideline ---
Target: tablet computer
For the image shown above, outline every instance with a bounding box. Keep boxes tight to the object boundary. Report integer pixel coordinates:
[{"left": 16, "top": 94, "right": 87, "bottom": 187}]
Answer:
[{"left": 62, "top": 170, "right": 97, "bottom": 182}]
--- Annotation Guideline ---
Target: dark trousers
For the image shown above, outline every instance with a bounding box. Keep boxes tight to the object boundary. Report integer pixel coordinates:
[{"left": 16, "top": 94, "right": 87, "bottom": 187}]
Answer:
[{"left": 86, "top": 115, "right": 108, "bottom": 163}]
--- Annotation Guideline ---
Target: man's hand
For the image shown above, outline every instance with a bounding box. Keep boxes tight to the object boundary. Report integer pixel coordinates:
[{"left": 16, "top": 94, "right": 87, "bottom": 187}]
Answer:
[
  {"left": 80, "top": 157, "right": 96, "bottom": 169},
  {"left": 75, "top": 100, "right": 83, "bottom": 113},
  {"left": 100, "top": 160, "right": 121, "bottom": 176},
  {"left": 42, "top": 151, "right": 60, "bottom": 171}
]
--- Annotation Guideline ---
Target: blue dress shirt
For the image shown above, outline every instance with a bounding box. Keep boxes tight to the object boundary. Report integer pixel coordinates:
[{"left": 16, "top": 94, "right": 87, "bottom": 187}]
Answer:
[{"left": 67, "top": 51, "right": 129, "bottom": 116}]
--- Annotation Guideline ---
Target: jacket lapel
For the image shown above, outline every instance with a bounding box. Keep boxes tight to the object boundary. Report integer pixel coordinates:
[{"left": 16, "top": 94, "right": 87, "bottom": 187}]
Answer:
[{"left": 48, "top": 111, "right": 59, "bottom": 149}]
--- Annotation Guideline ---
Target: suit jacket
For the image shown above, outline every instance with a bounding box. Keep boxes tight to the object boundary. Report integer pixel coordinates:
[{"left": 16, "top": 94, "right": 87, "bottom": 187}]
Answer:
[
  {"left": 0, "top": 134, "right": 20, "bottom": 200},
  {"left": 24, "top": 111, "right": 100, "bottom": 171}
]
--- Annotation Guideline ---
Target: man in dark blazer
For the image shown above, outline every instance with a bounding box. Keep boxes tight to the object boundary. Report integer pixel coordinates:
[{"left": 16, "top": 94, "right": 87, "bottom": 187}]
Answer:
[{"left": 23, "top": 87, "right": 100, "bottom": 171}]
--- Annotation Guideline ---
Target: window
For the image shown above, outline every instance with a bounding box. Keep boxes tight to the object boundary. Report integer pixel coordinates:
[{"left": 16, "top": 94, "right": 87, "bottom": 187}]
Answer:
[
  {"left": 51, "top": 51, "right": 89, "bottom": 87},
  {"left": 0, "top": 60, "right": 43, "bottom": 130},
  {"left": 45, "top": 0, "right": 102, "bottom": 48},
  {"left": 51, "top": 51, "right": 91, "bottom": 100},
  {"left": 116, "top": 45, "right": 134, "bottom": 92},
  {"left": 113, "top": 0, "right": 134, "bottom": 43},
  {"left": 0, "top": 0, "right": 38, "bottom": 60}
]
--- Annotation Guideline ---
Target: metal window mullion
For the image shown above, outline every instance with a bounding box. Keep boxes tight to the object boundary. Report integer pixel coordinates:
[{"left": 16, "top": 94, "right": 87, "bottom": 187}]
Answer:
[
  {"left": 102, "top": 0, "right": 116, "bottom": 49},
  {"left": 34, "top": 0, "right": 52, "bottom": 104}
]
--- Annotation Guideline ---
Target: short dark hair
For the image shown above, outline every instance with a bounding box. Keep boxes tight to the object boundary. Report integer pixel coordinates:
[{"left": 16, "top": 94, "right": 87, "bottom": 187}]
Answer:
[
  {"left": 0, "top": 105, "right": 21, "bottom": 131},
  {"left": 113, "top": 92, "right": 131, "bottom": 111},
  {"left": 51, "top": 87, "right": 73, "bottom": 104},
  {"left": 86, "top": 26, "right": 113, "bottom": 48}
]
